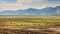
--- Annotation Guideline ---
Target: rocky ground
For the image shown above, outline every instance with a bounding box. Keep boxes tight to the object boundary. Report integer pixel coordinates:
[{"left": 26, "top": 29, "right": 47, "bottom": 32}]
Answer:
[{"left": 0, "top": 27, "right": 60, "bottom": 34}]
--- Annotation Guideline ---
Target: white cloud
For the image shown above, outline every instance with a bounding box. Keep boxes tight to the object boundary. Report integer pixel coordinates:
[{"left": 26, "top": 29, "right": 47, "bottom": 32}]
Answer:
[
  {"left": 17, "top": 0, "right": 46, "bottom": 3},
  {"left": 0, "top": 3, "right": 45, "bottom": 11},
  {"left": 0, "top": 0, "right": 60, "bottom": 11},
  {"left": 0, "top": 0, "right": 46, "bottom": 11},
  {"left": 0, "top": 2, "right": 30, "bottom": 11}
]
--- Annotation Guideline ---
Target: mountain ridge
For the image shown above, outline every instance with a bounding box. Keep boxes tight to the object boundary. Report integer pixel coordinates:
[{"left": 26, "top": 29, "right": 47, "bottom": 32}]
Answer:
[{"left": 0, "top": 6, "right": 60, "bottom": 16}]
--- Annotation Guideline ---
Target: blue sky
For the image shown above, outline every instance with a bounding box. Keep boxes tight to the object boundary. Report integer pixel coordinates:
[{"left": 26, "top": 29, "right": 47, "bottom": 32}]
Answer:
[
  {"left": 0, "top": 0, "right": 60, "bottom": 11},
  {"left": 0, "top": 0, "right": 17, "bottom": 3}
]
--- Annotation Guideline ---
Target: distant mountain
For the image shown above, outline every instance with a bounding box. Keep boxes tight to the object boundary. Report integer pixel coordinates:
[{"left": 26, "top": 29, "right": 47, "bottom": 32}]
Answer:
[
  {"left": 0, "top": 10, "right": 16, "bottom": 15},
  {"left": 0, "top": 6, "right": 60, "bottom": 16}
]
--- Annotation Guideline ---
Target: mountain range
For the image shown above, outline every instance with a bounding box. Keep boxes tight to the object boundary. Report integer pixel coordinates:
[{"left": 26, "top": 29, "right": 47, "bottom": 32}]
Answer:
[{"left": 0, "top": 6, "right": 60, "bottom": 16}]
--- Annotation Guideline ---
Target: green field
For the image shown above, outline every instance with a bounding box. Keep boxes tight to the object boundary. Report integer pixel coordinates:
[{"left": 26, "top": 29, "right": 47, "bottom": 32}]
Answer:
[{"left": 0, "top": 16, "right": 60, "bottom": 28}]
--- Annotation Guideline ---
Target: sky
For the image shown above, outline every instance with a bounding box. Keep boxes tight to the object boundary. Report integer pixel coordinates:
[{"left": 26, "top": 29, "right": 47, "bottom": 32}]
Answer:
[{"left": 0, "top": 0, "right": 60, "bottom": 11}]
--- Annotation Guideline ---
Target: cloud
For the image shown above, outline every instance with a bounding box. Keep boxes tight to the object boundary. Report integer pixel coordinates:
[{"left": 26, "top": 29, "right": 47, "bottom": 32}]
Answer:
[
  {"left": 0, "top": 0, "right": 7, "bottom": 3},
  {"left": 0, "top": 2, "right": 30, "bottom": 11},
  {"left": 0, "top": 0, "right": 60, "bottom": 11},
  {"left": 0, "top": 0, "right": 46, "bottom": 11},
  {"left": 17, "top": 0, "right": 46, "bottom": 3}
]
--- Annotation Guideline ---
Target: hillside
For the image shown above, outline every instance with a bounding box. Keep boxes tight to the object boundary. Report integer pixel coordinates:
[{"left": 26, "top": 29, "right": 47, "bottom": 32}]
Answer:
[{"left": 0, "top": 6, "right": 60, "bottom": 15}]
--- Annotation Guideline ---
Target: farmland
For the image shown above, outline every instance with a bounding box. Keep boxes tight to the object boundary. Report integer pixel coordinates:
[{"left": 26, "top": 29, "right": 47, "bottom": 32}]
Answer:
[{"left": 0, "top": 16, "right": 60, "bottom": 34}]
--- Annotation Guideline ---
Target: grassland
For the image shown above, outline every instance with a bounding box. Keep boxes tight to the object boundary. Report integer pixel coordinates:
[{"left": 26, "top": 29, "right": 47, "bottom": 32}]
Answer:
[
  {"left": 0, "top": 16, "right": 60, "bottom": 28},
  {"left": 0, "top": 16, "right": 60, "bottom": 34}
]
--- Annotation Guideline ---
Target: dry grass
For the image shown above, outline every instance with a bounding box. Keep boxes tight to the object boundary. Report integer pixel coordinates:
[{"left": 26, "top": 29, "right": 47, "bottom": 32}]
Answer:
[{"left": 0, "top": 16, "right": 60, "bottom": 34}]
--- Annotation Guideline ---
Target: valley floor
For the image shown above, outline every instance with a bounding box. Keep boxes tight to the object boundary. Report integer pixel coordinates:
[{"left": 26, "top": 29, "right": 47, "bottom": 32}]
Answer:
[{"left": 0, "top": 16, "right": 60, "bottom": 34}]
